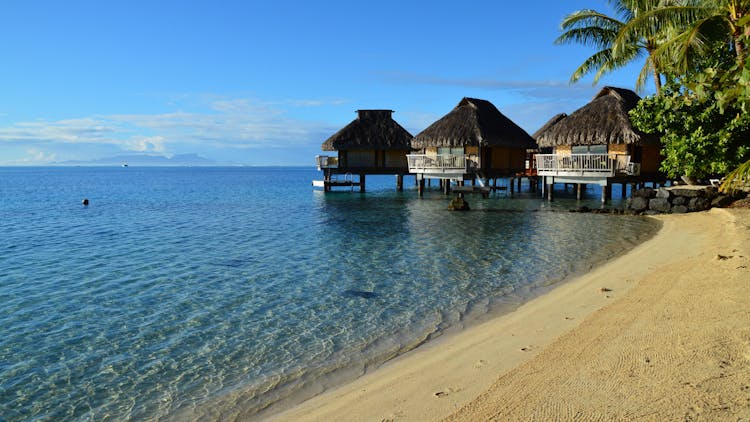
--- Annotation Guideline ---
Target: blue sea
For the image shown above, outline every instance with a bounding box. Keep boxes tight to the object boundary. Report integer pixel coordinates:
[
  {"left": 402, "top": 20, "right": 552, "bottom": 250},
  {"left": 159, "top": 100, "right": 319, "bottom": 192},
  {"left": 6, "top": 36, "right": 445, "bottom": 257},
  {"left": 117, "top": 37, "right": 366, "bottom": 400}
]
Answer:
[{"left": 0, "top": 167, "right": 660, "bottom": 421}]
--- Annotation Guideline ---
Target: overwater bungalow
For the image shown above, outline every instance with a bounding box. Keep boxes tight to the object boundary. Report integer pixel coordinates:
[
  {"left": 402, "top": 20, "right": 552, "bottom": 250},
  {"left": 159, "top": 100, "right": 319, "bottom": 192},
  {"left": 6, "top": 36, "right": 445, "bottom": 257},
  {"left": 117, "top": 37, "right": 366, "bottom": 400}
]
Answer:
[
  {"left": 407, "top": 97, "right": 537, "bottom": 195},
  {"left": 533, "top": 87, "right": 664, "bottom": 202},
  {"left": 523, "top": 112, "right": 568, "bottom": 178},
  {"left": 314, "top": 110, "right": 413, "bottom": 192}
]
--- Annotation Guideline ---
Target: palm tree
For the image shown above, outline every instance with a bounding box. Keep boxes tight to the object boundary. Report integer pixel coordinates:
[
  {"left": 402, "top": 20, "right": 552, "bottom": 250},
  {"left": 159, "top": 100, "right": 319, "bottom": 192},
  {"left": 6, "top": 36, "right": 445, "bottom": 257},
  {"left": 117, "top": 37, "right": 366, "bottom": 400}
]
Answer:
[
  {"left": 617, "top": 0, "right": 750, "bottom": 75},
  {"left": 556, "top": 0, "right": 669, "bottom": 93},
  {"left": 617, "top": 0, "right": 750, "bottom": 192}
]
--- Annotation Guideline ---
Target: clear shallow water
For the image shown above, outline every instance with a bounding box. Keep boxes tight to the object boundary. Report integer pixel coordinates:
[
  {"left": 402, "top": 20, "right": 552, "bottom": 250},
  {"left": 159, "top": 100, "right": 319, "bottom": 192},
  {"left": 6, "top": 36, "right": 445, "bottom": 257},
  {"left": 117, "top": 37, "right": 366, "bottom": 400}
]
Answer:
[{"left": 0, "top": 167, "right": 660, "bottom": 420}]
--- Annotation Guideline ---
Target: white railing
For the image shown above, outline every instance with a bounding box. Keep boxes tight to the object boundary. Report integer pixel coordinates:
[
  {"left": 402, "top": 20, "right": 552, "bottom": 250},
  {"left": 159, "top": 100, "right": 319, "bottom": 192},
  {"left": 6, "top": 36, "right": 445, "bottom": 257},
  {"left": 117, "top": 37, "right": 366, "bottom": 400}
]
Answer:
[
  {"left": 535, "top": 154, "right": 638, "bottom": 177},
  {"left": 406, "top": 154, "right": 476, "bottom": 174},
  {"left": 315, "top": 155, "right": 338, "bottom": 170}
]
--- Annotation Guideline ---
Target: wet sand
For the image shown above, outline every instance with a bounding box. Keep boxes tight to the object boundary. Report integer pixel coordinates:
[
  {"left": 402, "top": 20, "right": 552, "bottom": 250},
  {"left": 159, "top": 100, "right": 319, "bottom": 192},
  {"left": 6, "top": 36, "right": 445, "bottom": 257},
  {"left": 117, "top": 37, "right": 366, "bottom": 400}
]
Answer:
[{"left": 274, "top": 208, "right": 750, "bottom": 421}]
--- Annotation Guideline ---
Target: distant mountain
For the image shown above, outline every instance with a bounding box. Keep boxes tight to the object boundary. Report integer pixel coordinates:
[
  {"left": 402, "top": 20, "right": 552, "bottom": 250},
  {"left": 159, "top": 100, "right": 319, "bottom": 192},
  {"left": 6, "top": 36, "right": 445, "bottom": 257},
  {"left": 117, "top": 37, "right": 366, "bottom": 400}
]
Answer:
[{"left": 60, "top": 153, "right": 217, "bottom": 166}]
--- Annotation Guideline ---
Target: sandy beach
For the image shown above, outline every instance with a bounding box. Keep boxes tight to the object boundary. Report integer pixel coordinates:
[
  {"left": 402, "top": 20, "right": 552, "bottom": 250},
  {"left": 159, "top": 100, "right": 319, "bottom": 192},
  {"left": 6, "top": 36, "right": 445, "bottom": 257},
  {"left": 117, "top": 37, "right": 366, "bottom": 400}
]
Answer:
[{"left": 274, "top": 208, "right": 750, "bottom": 421}]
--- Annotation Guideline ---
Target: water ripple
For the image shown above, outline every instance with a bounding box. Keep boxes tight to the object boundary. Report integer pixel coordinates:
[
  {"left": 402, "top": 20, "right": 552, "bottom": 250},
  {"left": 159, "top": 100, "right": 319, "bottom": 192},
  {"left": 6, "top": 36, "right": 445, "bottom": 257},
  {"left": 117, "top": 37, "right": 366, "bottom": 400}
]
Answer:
[{"left": 0, "top": 168, "right": 659, "bottom": 421}]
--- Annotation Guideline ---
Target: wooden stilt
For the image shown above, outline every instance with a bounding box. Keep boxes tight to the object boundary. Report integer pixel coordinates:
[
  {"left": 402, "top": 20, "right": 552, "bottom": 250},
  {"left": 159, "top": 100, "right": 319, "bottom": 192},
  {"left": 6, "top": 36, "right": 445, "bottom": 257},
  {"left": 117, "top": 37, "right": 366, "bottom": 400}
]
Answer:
[
  {"left": 418, "top": 178, "right": 425, "bottom": 197},
  {"left": 576, "top": 183, "right": 583, "bottom": 200},
  {"left": 443, "top": 179, "right": 451, "bottom": 195},
  {"left": 396, "top": 174, "right": 403, "bottom": 192},
  {"left": 621, "top": 183, "right": 627, "bottom": 198},
  {"left": 510, "top": 177, "right": 515, "bottom": 195},
  {"left": 547, "top": 181, "right": 554, "bottom": 201}
]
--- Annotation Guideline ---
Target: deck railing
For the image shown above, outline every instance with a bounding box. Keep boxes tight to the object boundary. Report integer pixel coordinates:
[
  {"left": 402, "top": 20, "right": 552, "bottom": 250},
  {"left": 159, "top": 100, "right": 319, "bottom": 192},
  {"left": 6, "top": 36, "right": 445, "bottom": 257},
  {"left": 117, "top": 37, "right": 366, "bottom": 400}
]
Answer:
[
  {"left": 315, "top": 155, "right": 338, "bottom": 170},
  {"left": 407, "top": 154, "right": 475, "bottom": 174},
  {"left": 535, "top": 154, "right": 638, "bottom": 177}
]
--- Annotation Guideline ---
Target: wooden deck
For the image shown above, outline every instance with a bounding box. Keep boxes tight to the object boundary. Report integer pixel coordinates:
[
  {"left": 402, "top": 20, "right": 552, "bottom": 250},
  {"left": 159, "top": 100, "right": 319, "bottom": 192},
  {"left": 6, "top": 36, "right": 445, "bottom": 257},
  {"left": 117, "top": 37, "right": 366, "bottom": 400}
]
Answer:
[{"left": 535, "top": 153, "right": 636, "bottom": 178}]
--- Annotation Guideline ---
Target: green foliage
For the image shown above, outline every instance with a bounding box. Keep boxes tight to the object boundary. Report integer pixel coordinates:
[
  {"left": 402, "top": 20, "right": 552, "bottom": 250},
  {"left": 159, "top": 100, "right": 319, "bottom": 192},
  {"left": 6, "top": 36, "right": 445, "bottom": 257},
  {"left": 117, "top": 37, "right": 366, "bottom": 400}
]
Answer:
[
  {"left": 630, "top": 68, "right": 750, "bottom": 179},
  {"left": 563, "top": 1, "right": 750, "bottom": 187}
]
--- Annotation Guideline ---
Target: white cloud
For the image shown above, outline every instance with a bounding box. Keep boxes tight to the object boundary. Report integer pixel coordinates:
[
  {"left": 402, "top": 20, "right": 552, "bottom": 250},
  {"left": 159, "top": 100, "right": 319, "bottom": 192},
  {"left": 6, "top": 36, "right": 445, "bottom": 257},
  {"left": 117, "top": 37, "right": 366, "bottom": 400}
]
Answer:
[
  {"left": 127, "top": 136, "right": 166, "bottom": 152},
  {"left": 0, "top": 96, "right": 336, "bottom": 160},
  {"left": 3, "top": 148, "right": 59, "bottom": 165},
  {"left": 28, "top": 148, "right": 57, "bottom": 162}
]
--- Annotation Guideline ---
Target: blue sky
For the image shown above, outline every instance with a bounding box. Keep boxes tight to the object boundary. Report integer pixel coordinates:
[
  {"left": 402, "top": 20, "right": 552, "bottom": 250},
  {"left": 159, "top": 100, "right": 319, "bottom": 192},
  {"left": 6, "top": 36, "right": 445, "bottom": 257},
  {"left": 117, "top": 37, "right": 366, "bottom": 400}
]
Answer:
[{"left": 0, "top": 0, "right": 654, "bottom": 165}]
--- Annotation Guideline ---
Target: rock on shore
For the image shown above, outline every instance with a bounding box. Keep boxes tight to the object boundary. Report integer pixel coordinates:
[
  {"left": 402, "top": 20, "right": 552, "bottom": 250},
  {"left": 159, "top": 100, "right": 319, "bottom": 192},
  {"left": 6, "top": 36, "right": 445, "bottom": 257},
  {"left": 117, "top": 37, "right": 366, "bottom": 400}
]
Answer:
[{"left": 626, "top": 185, "right": 743, "bottom": 214}]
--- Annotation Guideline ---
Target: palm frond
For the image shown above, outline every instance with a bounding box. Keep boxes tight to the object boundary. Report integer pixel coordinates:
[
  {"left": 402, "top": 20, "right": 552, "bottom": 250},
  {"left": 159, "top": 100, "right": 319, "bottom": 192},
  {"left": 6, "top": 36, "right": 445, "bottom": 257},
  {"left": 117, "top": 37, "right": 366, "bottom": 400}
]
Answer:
[
  {"left": 555, "top": 26, "right": 619, "bottom": 48},
  {"left": 572, "top": 49, "right": 617, "bottom": 83},
  {"left": 655, "top": 15, "right": 727, "bottom": 74},
  {"left": 609, "top": 0, "right": 634, "bottom": 21},
  {"left": 635, "top": 55, "right": 655, "bottom": 92},
  {"left": 613, "top": 4, "right": 707, "bottom": 57},
  {"left": 720, "top": 158, "right": 750, "bottom": 194},
  {"left": 560, "top": 9, "right": 625, "bottom": 31}
]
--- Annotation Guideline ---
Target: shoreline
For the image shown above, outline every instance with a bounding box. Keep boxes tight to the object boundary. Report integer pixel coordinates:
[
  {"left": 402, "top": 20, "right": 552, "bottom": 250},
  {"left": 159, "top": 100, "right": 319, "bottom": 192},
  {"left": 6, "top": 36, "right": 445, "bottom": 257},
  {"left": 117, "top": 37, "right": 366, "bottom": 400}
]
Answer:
[{"left": 272, "top": 208, "right": 750, "bottom": 421}]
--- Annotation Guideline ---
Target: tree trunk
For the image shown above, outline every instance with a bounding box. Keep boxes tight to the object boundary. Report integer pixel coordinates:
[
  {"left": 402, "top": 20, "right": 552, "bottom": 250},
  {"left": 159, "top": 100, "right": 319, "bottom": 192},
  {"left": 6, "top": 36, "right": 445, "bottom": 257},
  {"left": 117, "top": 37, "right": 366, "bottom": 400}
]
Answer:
[
  {"left": 652, "top": 69, "right": 662, "bottom": 94},
  {"left": 734, "top": 34, "right": 746, "bottom": 63}
]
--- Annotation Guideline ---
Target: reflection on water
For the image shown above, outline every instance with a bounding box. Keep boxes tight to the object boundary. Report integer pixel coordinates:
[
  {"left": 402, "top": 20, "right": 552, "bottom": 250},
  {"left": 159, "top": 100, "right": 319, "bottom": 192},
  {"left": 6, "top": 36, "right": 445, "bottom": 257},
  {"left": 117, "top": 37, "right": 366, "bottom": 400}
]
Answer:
[{"left": 0, "top": 169, "right": 659, "bottom": 421}]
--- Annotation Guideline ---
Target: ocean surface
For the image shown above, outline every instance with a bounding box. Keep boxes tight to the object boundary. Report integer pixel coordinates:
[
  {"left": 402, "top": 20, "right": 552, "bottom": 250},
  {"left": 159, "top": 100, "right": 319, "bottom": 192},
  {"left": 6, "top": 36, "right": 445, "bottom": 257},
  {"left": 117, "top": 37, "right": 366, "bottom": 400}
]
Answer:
[{"left": 0, "top": 167, "right": 660, "bottom": 421}]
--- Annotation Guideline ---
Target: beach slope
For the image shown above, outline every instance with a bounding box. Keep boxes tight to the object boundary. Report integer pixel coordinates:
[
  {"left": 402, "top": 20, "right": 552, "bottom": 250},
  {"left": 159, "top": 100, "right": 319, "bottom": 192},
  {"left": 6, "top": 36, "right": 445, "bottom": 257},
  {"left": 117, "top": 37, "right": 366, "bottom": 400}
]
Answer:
[
  {"left": 446, "top": 208, "right": 750, "bottom": 421},
  {"left": 276, "top": 209, "right": 750, "bottom": 421}
]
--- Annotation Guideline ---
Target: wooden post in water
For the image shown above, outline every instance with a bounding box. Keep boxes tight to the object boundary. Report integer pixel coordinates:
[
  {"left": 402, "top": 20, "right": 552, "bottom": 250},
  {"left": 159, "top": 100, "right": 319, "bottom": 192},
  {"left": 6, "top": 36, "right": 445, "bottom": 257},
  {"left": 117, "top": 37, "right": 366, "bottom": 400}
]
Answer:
[
  {"left": 396, "top": 174, "right": 403, "bottom": 192},
  {"left": 359, "top": 174, "right": 366, "bottom": 192},
  {"left": 547, "top": 180, "right": 554, "bottom": 201},
  {"left": 576, "top": 183, "right": 584, "bottom": 200},
  {"left": 443, "top": 179, "right": 451, "bottom": 195},
  {"left": 510, "top": 177, "right": 515, "bottom": 195},
  {"left": 517, "top": 177, "right": 522, "bottom": 191},
  {"left": 600, "top": 184, "right": 608, "bottom": 203},
  {"left": 418, "top": 178, "right": 425, "bottom": 197}
]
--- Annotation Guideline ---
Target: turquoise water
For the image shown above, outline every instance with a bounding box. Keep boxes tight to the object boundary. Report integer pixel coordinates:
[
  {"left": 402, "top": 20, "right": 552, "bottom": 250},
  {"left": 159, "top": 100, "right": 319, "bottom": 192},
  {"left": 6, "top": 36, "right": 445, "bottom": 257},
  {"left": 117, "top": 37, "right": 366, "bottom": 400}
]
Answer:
[{"left": 0, "top": 167, "right": 659, "bottom": 420}]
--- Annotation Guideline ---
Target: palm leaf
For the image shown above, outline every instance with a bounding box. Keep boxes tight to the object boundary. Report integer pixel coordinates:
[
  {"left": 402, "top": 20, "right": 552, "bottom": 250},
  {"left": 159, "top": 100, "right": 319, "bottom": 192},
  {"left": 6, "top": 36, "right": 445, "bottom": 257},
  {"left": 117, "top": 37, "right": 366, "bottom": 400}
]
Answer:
[
  {"left": 720, "top": 158, "right": 750, "bottom": 193},
  {"left": 572, "top": 49, "right": 617, "bottom": 83}
]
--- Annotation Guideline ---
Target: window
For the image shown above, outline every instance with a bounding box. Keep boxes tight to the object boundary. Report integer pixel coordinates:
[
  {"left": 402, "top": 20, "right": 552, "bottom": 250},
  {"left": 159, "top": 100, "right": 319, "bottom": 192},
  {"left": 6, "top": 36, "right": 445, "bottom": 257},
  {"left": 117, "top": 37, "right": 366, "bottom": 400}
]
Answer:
[
  {"left": 572, "top": 145, "right": 607, "bottom": 154},
  {"left": 438, "top": 147, "right": 464, "bottom": 155}
]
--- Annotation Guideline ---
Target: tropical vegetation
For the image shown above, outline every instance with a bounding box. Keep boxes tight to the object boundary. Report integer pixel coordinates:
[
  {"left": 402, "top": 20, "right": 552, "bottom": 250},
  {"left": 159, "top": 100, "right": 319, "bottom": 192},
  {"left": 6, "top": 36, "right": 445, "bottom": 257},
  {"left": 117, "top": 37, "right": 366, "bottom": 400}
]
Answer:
[{"left": 558, "top": 0, "right": 750, "bottom": 191}]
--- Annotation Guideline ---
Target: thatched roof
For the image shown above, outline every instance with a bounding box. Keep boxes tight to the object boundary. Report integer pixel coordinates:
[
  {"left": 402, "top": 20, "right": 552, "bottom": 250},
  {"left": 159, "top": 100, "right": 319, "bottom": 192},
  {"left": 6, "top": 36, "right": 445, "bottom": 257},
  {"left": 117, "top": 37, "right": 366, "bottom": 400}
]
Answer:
[
  {"left": 532, "top": 113, "right": 567, "bottom": 140},
  {"left": 321, "top": 110, "right": 413, "bottom": 151},
  {"left": 535, "top": 87, "right": 658, "bottom": 147},
  {"left": 412, "top": 97, "right": 536, "bottom": 149}
]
